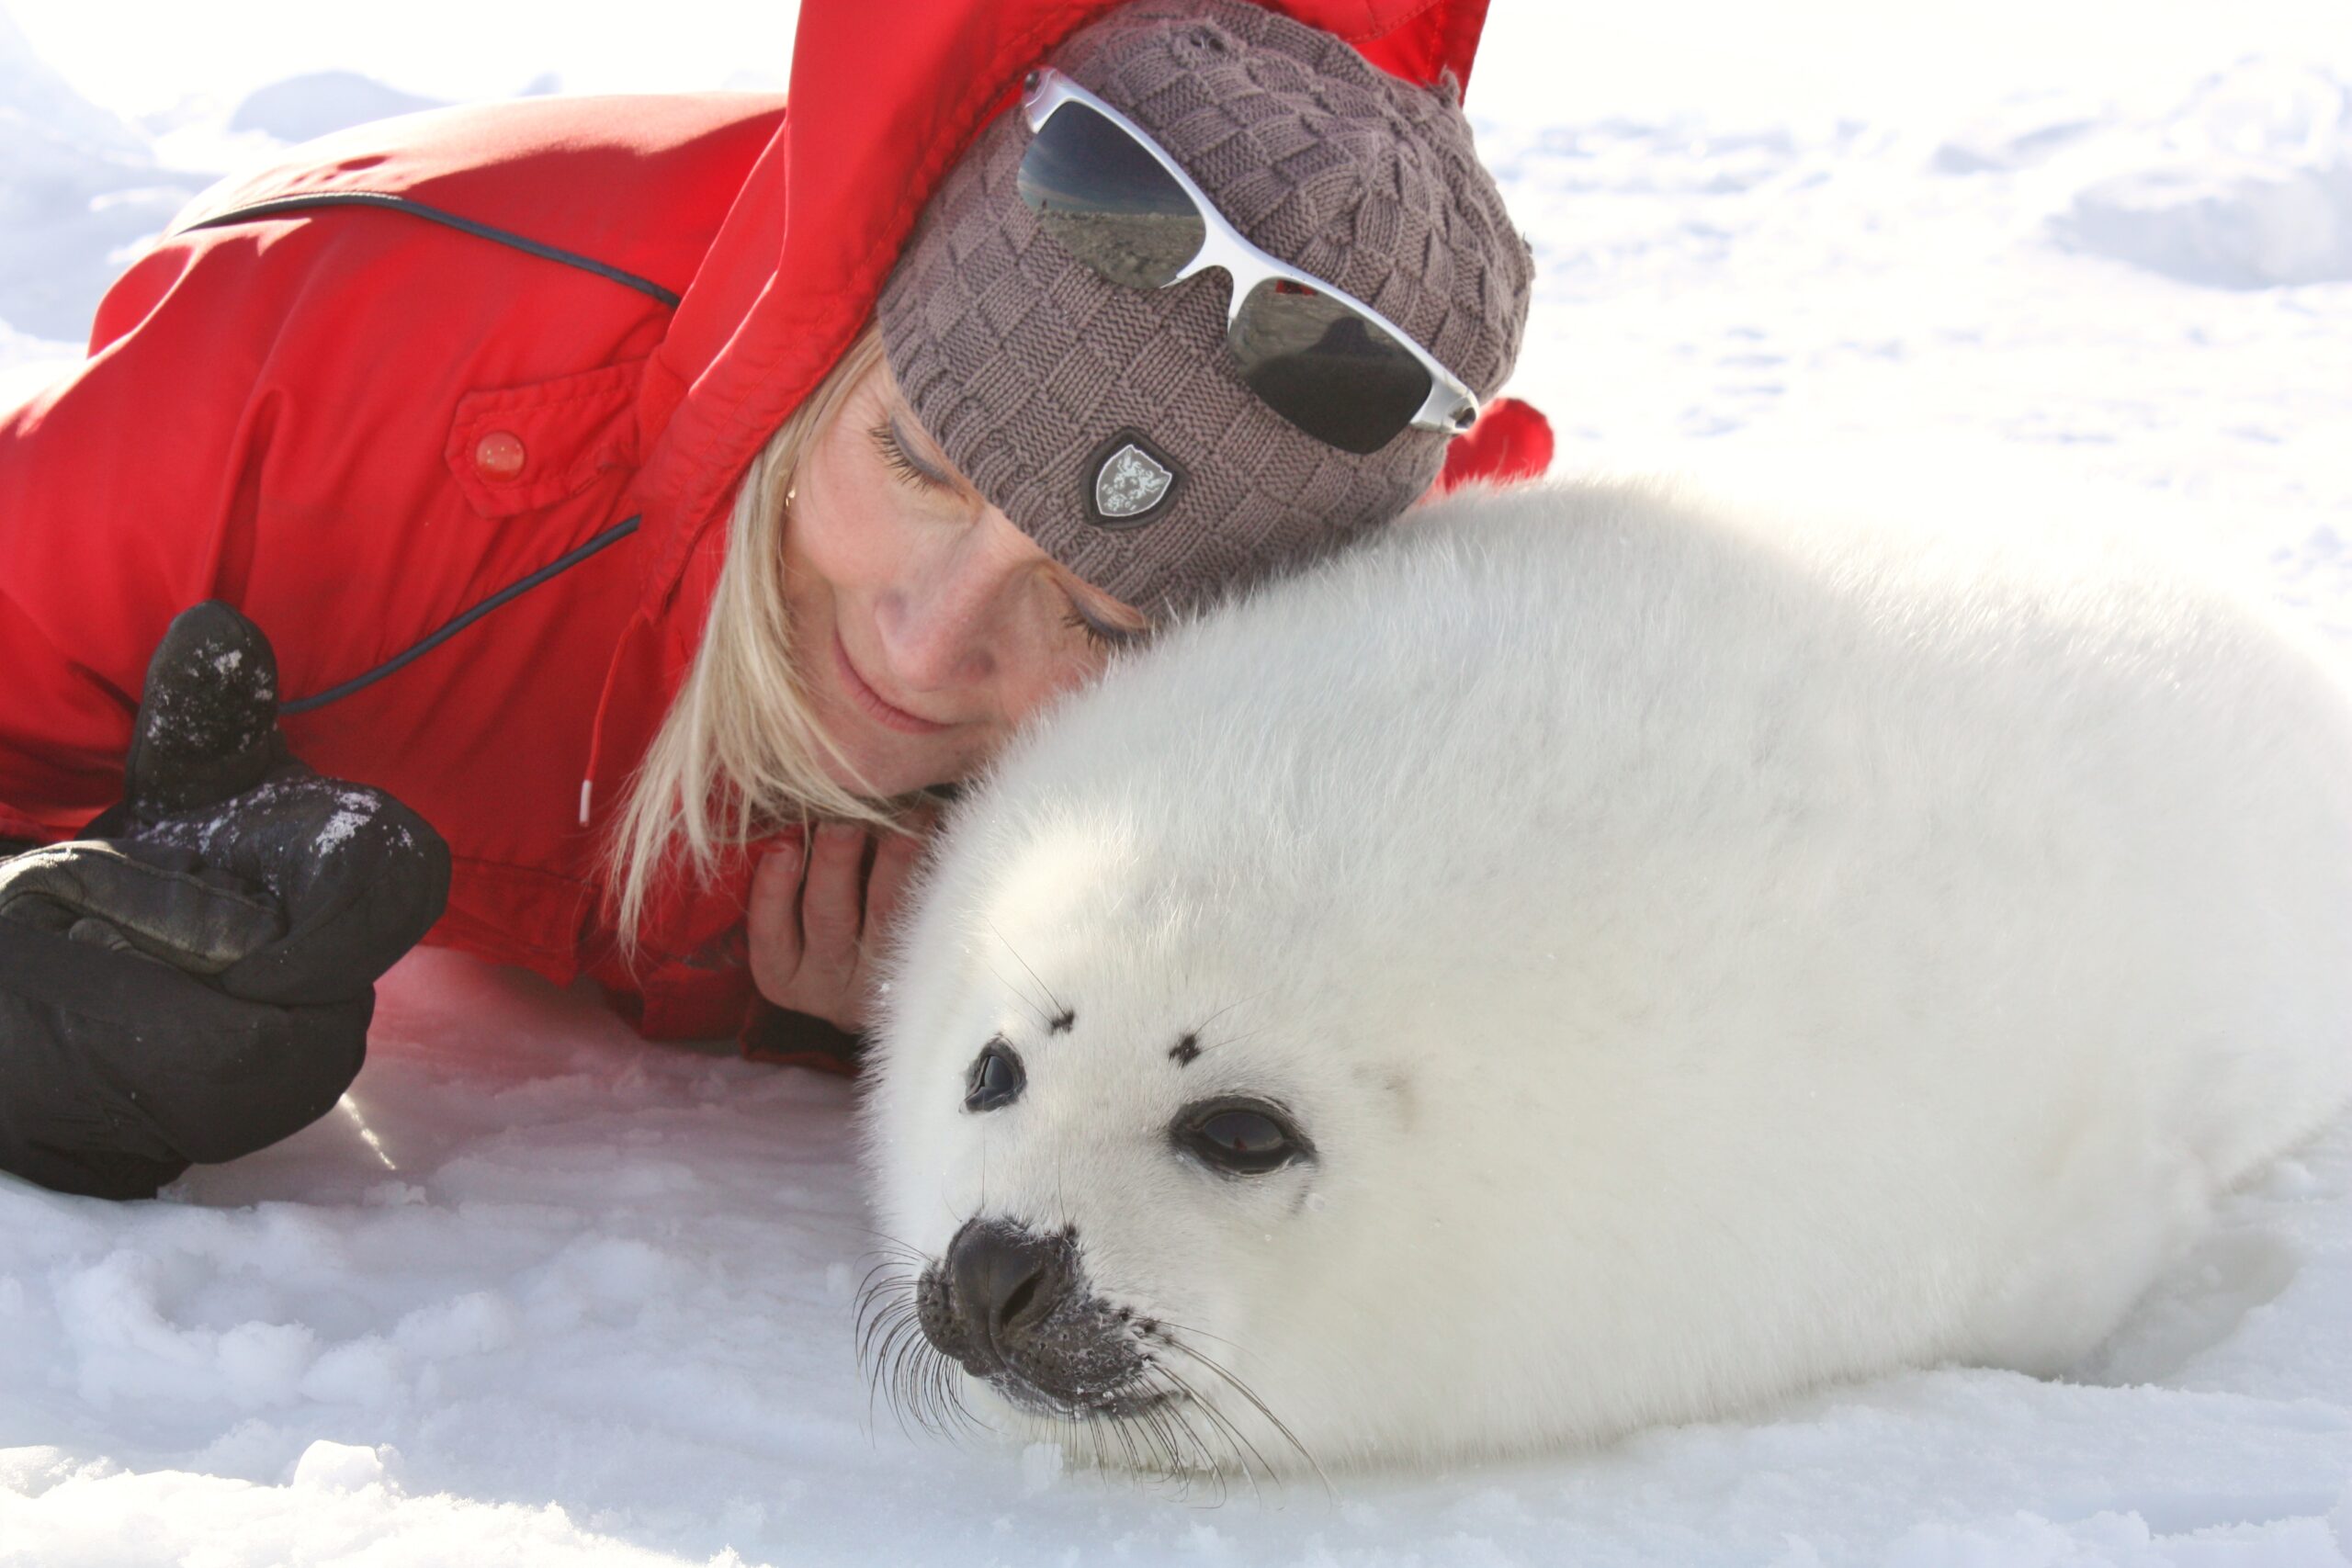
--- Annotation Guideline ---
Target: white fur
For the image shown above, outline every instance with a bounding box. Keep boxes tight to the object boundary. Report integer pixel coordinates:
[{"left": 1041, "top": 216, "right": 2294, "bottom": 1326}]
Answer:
[{"left": 861, "top": 477, "right": 2352, "bottom": 1472}]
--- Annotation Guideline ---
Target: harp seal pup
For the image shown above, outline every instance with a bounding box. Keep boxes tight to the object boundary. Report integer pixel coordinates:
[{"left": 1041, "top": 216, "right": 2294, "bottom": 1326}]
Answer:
[{"left": 859, "top": 477, "right": 2352, "bottom": 1475}]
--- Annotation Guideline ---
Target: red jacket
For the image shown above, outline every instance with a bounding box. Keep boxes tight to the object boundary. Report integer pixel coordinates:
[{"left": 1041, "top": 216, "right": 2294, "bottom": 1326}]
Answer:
[{"left": 0, "top": 0, "right": 1543, "bottom": 1040}]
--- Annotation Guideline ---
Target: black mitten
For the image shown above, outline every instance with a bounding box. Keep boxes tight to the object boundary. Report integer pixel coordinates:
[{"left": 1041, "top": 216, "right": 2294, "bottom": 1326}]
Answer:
[{"left": 0, "top": 604, "right": 451, "bottom": 1199}]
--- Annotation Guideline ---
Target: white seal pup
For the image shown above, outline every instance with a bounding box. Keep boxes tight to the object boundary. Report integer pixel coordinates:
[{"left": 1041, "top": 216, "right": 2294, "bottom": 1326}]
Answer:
[{"left": 858, "top": 477, "right": 2352, "bottom": 1476}]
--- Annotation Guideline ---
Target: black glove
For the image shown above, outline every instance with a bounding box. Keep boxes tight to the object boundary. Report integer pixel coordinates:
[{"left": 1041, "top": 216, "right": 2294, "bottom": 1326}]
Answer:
[{"left": 0, "top": 604, "right": 451, "bottom": 1199}]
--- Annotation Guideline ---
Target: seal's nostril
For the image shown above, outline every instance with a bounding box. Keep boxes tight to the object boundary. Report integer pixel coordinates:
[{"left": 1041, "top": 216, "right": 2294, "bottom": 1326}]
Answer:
[{"left": 946, "top": 1218, "right": 1070, "bottom": 1355}]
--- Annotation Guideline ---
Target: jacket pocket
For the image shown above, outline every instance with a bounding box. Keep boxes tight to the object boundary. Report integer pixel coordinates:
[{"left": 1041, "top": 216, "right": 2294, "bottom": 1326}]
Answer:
[{"left": 444, "top": 359, "right": 646, "bottom": 519}]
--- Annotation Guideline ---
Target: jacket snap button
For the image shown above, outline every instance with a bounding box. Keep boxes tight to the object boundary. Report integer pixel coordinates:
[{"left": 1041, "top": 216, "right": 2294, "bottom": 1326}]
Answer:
[{"left": 473, "top": 430, "right": 526, "bottom": 479}]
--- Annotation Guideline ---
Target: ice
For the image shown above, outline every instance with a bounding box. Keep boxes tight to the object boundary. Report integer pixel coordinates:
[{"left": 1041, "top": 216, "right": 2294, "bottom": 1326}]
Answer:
[{"left": 5, "top": 4, "right": 2352, "bottom": 1565}]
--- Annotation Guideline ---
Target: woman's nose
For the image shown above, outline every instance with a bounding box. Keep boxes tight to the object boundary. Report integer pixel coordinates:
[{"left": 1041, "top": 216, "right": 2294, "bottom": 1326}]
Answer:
[{"left": 878, "top": 526, "right": 1022, "bottom": 693}]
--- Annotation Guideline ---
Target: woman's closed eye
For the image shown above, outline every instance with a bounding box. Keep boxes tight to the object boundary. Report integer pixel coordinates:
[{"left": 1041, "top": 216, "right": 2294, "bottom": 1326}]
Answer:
[
  {"left": 869, "top": 416, "right": 955, "bottom": 493},
  {"left": 1063, "top": 597, "right": 1144, "bottom": 652}
]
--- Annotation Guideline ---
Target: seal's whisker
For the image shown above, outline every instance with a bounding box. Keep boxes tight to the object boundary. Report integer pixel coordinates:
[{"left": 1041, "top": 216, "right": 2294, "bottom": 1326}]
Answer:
[
  {"left": 1133, "top": 1392, "right": 1186, "bottom": 1478},
  {"left": 871, "top": 1327, "right": 919, "bottom": 1432},
  {"left": 867, "top": 1263, "right": 922, "bottom": 1298},
  {"left": 1152, "top": 1359, "right": 1273, "bottom": 1499},
  {"left": 881, "top": 1318, "right": 933, "bottom": 1439},
  {"left": 1084, "top": 1413, "right": 1128, "bottom": 1489},
  {"left": 1144, "top": 1404, "right": 1209, "bottom": 1501},
  {"left": 922, "top": 1364, "right": 965, "bottom": 1440},
  {"left": 1151, "top": 1392, "right": 1227, "bottom": 1496},
  {"left": 849, "top": 1224, "right": 931, "bottom": 1258},
  {"left": 853, "top": 1268, "right": 910, "bottom": 1329},
  {"left": 1201, "top": 1024, "right": 1278, "bottom": 1056},
  {"left": 853, "top": 1257, "right": 921, "bottom": 1367},
  {"left": 856, "top": 1297, "right": 915, "bottom": 1373},
  {"left": 1089, "top": 1403, "right": 1138, "bottom": 1475},
  {"left": 1146, "top": 1386, "right": 1233, "bottom": 1505},
  {"left": 1164, "top": 1362, "right": 1266, "bottom": 1496},
  {"left": 854, "top": 1298, "right": 899, "bottom": 1384},
  {"left": 1133, "top": 1404, "right": 1181, "bottom": 1484},
  {"left": 862, "top": 1292, "right": 978, "bottom": 1449},
  {"left": 856, "top": 1300, "right": 917, "bottom": 1371},
  {"left": 913, "top": 1339, "right": 959, "bottom": 1437},
  {"left": 1157, "top": 1330, "right": 1329, "bottom": 1495},
  {"left": 1144, "top": 1314, "right": 1247, "bottom": 1356},
  {"left": 1189, "top": 987, "right": 1281, "bottom": 1054},
  {"left": 983, "top": 916, "right": 1068, "bottom": 1020},
  {"left": 1188, "top": 993, "right": 1254, "bottom": 1037},
  {"left": 1114, "top": 1398, "right": 1159, "bottom": 1476},
  {"left": 976, "top": 948, "right": 1055, "bottom": 1034},
  {"left": 1069, "top": 1411, "right": 1105, "bottom": 1491},
  {"left": 854, "top": 1254, "right": 915, "bottom": 1301},
  {"left": 933, "top": 1358, "right": 982, "bottom": 1438}
]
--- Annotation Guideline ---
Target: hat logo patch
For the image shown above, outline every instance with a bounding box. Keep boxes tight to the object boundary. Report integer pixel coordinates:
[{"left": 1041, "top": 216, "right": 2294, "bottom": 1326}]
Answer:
[{"left": 1092, "top": 439, "right": 1176, "bottom": 525}]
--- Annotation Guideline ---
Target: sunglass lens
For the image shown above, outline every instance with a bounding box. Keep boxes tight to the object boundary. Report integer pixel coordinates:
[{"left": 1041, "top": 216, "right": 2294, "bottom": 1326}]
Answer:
[
  {"left": 1228, "top": 277, "right": 1433, "bottom": 455},
  {"left": 1019, "top": 101, "right": 1206, "bottom": 288}
]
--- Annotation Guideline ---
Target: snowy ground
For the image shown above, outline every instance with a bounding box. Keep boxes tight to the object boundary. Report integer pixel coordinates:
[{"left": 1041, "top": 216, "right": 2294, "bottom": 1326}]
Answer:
[{"left": 5, "top": 4, "right": 2352, "bottom": 1564}]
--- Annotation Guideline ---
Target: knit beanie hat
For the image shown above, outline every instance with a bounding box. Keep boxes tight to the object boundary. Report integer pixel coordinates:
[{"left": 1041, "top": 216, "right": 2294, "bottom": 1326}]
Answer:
[{"left": 877, "top": 0, "right": 1533, "bottom": 617}]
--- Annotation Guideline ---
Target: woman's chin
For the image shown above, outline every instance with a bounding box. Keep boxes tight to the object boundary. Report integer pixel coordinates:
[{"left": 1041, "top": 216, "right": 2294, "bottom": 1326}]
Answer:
[{"left": 816, "top": 731, "right": 965, "bottom": 802}]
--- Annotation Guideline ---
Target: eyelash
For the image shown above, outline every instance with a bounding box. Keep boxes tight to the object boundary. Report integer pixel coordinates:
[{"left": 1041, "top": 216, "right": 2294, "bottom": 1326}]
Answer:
[
  {"left": 871, "top": 420, "right": 1137, "bottom": 652},
  {"left": 869, "top": 420, "right": 946, "bottom": 491},
  {"left": 1064, "top": 608, "right": 1126, "bottom": 651}
]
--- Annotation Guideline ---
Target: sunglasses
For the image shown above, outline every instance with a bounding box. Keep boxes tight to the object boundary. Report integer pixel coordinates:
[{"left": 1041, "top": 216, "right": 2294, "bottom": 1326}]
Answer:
[{"left": 1017, "top": 67, "right": 1481, "bottom": 456}]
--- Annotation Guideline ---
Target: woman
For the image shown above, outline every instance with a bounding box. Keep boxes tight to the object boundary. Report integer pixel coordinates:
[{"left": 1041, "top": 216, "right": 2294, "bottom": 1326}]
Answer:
[{"left": 0, "top": 0, "right": 1540, "bottom": 1197}]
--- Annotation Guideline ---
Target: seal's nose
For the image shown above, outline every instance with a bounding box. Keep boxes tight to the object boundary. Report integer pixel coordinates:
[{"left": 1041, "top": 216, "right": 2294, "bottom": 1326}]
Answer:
[{"left": 945, "top": 1218, "right": 1070, "bottom": 1359}]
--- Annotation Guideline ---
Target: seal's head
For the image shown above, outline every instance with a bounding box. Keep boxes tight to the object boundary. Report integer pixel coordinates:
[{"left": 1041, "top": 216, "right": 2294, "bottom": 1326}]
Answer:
[{"left": 857, "top": 800, "right": 1443, "bottom": 1480}]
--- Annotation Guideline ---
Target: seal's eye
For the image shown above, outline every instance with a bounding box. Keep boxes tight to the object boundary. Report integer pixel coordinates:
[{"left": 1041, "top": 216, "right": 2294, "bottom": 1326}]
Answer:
[
  {"left": 963, "top": 1040, "right": 1026, "bottom": 1112},
  {"left": 1174, "top": 1099, "right": 1311, "bottom": 1176}
]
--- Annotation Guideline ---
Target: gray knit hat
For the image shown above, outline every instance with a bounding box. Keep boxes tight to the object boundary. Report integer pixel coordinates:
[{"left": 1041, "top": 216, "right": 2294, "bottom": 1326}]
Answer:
[{"left": 877, "top": 0, "right": 1533, "bottom": 617}]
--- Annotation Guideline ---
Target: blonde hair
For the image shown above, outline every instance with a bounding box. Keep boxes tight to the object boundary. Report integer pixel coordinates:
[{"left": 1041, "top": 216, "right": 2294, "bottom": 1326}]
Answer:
[{"left": 606, "top": 325, "right": 897, "bottom": 947}]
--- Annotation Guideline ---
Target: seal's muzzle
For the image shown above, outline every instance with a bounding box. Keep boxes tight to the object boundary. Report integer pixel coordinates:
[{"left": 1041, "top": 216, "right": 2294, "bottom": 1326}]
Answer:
[{"left": 920, "top": 1219, "right": 1156, "bottom": 1415}]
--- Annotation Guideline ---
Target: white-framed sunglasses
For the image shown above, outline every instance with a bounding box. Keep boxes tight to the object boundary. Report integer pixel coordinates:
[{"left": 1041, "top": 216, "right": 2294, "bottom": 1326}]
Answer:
[{"left": 1018, "top": 66, "right": 1481, "bottom": 456}]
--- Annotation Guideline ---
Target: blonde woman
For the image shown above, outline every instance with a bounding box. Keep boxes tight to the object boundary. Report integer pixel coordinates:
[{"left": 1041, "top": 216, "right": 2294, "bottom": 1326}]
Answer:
[{"left": 0, "top": 0, "right": 1540, "bottom": 1197}]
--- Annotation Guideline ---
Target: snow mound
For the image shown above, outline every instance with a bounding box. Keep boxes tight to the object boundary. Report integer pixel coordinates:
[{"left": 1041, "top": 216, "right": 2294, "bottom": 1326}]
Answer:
[
  {"left": 228, "top": 72, "right": 449, "bottom": 146},
  {"left": 2055, "top": 62, "right": 2352, "bottom": 288}
]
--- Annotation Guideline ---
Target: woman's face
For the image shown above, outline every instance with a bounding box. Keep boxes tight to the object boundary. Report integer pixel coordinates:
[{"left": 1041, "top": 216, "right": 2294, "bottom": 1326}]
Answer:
[{"left": 783, "top": 359, "right": 1150, "bottom": 798}]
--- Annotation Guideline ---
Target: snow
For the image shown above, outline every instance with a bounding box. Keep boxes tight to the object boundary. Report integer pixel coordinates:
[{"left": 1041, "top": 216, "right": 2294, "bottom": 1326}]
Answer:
[
  {"left": 5, "top": 4, "right": 2352, "bottom": 1565},
  {"left": 311, "top": 791, "right": 379, "bottom": 853},
  {"left": 6, "top": 949, "right": 2346, "bottom": 1566}
]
